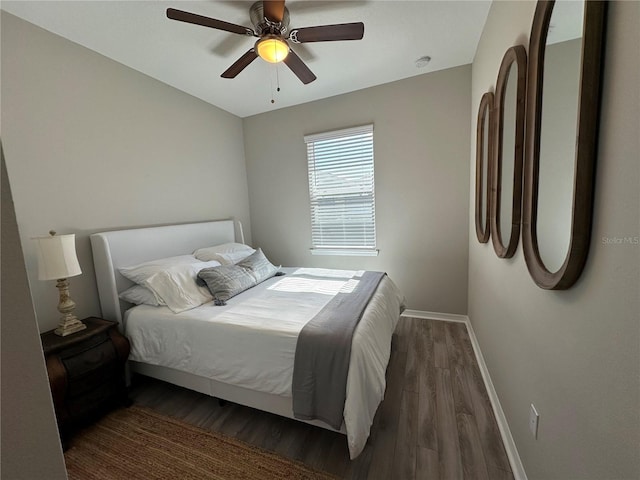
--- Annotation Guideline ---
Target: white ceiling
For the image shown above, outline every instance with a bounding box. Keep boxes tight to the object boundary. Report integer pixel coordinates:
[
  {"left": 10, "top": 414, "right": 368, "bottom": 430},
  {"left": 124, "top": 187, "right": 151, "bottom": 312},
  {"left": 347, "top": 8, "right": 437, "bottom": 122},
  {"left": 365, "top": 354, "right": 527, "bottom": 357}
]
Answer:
[{"left": 2, "top": 1, "right": 491, "bottom": 118}]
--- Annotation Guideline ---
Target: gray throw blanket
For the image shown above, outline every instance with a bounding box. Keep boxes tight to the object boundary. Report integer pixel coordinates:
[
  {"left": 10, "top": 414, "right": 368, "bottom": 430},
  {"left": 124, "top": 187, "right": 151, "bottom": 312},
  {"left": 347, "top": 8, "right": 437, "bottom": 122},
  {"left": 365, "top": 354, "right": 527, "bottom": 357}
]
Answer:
[{"left": 292, "top": 271, "right": 386, "bottom": 429}]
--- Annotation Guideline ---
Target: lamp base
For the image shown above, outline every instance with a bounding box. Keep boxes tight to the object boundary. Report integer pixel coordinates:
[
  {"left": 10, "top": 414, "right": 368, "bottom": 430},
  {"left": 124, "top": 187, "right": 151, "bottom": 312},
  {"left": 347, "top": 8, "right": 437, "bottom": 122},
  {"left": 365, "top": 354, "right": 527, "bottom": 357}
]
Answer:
[
  {"left": 53, "top": 278, "right": 86, "bottom": 336},
  {"left": 54, "top": 315, "right": 87, "bottom": 337}
]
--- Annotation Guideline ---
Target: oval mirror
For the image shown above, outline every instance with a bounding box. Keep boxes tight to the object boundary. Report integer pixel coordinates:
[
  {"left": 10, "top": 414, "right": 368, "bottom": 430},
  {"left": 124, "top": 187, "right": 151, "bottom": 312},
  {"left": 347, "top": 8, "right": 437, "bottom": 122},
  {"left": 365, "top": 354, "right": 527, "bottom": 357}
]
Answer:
[
  {"left": 523, "top": 0, "right": 607, "bottom": 289},
  {"left": 475, "top": 91, "right": 494, "bottom": 243},
  {"left": 491, "top": 45, "right": 527, "bottom": 258}
]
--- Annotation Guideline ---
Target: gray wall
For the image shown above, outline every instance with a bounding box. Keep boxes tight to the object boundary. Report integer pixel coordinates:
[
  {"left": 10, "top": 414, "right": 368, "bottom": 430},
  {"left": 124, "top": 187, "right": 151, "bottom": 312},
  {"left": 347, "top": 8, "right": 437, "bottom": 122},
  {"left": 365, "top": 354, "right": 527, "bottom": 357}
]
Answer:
[
  {"left": 243, "top": 66, "right": 471, "bottom": 314},
  {"left": 1, "top": 151, "right": 68, "bottom": 479},
  {"left": 1, "top": 13, "right": 251, "bottom": 332},
  {"left": 469, "top": 2, "right": 639, "bottom": 479}
]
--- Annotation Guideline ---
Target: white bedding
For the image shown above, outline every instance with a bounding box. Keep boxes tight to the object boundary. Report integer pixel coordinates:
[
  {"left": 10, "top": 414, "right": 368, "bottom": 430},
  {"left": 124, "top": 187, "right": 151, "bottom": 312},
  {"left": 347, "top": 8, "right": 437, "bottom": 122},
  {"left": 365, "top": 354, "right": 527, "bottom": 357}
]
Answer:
[{"left": 125, "top": 267, "right": 403, "bottom": 458}]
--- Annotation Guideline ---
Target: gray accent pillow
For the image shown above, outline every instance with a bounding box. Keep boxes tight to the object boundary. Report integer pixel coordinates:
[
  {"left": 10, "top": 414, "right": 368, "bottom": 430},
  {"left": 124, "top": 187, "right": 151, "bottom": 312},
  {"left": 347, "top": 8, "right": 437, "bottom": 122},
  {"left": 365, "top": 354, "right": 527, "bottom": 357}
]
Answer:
[
  {"left": 197, "top": 264, "right": 257, "bottom": 304},
  {"left": 198, "top": 248, "right": 278, "bottom": 304},
  {"left": 236, "top": 248, "right": 279, "bottom": 283}
]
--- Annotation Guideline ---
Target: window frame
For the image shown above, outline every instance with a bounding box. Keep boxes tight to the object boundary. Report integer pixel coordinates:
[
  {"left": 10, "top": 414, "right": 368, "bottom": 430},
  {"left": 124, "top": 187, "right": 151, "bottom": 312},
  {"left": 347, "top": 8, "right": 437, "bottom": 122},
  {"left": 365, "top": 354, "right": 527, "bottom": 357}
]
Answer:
[{"left": 304, "top": 124, "right": 378, "bottom": 257}]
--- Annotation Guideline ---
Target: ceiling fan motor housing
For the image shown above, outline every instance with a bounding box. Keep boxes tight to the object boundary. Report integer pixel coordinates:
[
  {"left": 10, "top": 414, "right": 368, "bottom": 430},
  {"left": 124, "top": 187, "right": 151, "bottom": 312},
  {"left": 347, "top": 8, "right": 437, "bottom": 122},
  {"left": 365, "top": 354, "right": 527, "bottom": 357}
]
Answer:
[{"left": 250, "top": 1, "right": 290, "bottom": 35}]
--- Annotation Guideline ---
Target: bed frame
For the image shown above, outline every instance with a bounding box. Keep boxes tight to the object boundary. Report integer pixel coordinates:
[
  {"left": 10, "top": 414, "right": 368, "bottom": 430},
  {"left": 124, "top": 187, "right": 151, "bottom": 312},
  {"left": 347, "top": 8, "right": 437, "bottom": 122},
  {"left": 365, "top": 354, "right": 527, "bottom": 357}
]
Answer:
[{"left": 90, "top": 219, "right": 343, "bottom": 432}]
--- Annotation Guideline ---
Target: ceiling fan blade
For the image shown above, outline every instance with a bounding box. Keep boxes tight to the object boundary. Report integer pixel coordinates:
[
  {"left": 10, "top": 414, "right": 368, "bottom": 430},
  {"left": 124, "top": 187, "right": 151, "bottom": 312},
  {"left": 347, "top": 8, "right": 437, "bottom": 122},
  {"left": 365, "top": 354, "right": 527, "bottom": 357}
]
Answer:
[
  {"left": 290, "top": 43, "right": 316, "bottom": 62},
  {"left": 166, "top": 8, "right": 254, "bottom": 36},
  {"left": 221, "top": 49, "right": 259, "bottom": 78},
  {"left": 211, "top": 34, "right": 247, "bottom": 57},
  {"left": 283, "top": 49, "right": 316, "bottom": 84},
  {"left": 289, "top": 22, "right": 364, "bottom": 43},
  {"left": 263, "top": 0, "right": 286, "bottom": 23}
]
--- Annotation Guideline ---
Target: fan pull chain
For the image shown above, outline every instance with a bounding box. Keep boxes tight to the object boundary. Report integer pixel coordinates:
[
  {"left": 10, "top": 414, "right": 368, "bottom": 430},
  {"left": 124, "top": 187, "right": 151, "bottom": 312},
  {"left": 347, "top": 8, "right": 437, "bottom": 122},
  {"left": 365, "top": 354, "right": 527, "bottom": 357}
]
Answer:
[
  {"left": 269, "top": 63, "right": 282, "bottom": 104},
  {"left": 270, "top": 41, "right": 279, "bottom": 104},
  {"left": 273, "top": 40, "right": 281, "bottom": 93},
  {"left": 269, "top": 65, "right": 275, "bottom": 104}
]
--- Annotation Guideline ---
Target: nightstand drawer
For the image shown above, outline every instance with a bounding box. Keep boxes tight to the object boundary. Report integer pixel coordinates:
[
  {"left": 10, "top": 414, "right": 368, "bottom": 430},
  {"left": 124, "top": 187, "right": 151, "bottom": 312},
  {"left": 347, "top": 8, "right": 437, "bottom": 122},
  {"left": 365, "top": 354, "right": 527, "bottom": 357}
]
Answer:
[
  {"left": 58, "top": 330, "right": 110, "bottom": 358},
  {"left": 67, "top": 362, "right": 120, "bottom": 398},
  {"left": 67, "top": 381, "right": 120, "bottom": 418},
  {"left": 62, "top": 339, "right": 116, "bottom": 378}
]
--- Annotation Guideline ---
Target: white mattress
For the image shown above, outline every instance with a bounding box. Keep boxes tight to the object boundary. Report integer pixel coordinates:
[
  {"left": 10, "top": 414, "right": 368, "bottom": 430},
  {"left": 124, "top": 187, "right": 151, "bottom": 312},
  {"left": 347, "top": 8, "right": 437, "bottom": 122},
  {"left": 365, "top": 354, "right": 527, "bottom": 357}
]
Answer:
[{"left": 124, "top": 267, "right": 403, "bottom": 458}]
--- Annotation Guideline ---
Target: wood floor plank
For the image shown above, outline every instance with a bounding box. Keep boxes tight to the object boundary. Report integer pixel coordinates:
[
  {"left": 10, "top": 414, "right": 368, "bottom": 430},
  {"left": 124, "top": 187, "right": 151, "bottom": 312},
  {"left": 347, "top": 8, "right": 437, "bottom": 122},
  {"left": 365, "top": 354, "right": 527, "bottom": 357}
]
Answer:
[
  {"left": 455, "top": 322, "right": 478, "bottom": 367},
  {"left": 432, "top": 320, "right": 450, "bottom": 369},
  {"left": 464, "top": 365, "right": 512, "bottom": 473},
  {"left": 218, "top": 404, "right": 258, "bottom": 438},
  {"left": 404, "top": 322, "right": 420, "bottom": 393},
  {"left": 487, "top": 463, "right": 516, "bottom": 480},
  {"left": 435, "top": 367, "right": 463, "bottom": 480},
  {"left": 183, "top": 399, "right": 222, "bottom": 431},
  {"left": 391, "top": 389, "right": 418, "bottom": 479},
  {"left": 285, "top": 424, "right": 316, "bottom": 461},
  {"left": 452, "top": 365, "right": 475, "bottom": 416},
  {"left": 323, "top": 433, "right": 351, "bottom": 478},
  {"left": 366, "top": 347, "right": 407, "bottom": 479},
  {"left": 345, "top": 444, "right": 372, "bottom": 480},
  {"left": 179, "top": 393, "right": 208, "bottom": 417},
  {"left": 301, "top": 429, "right": 337, "bottom": 472},
  {"left": 417, "top": 321, "right": 437, "bottom": 451},
  {"left": 394, "top": 316, "right": 411, "bottom": 353},
  {"left": 416, "top": 447, "right": 440, "bottom": 480},
  {"left": 445, "top": 322, "right": 466, "bottom": 367},
  {"left": 236, "top": 408, "right": 273, "bottom": 445},
  {"left": 418, "top": 318, "right": 433, "bottom": 360},
  {"left": 259, "top": 417, "right": 285, "bottom": 451},
  {"left": 457, "top": 413, "right": 490, "bottom": 480},
  {"left": 208, "top": 400, "right": 237, "bottom": 431},
  {"left": 128, "top": 317, "right": 514, "bottom": 480},
  {"left": 270, "top": 418, "right": 308, "bottom": 459}
]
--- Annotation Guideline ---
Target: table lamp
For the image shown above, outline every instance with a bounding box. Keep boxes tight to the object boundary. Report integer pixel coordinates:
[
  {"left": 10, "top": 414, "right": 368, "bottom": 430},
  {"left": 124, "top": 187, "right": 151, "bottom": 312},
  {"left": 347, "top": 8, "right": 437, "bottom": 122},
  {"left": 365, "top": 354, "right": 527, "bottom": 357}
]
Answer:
[{"left": 34, "top": 231, "right": 86, "bottom": 336}]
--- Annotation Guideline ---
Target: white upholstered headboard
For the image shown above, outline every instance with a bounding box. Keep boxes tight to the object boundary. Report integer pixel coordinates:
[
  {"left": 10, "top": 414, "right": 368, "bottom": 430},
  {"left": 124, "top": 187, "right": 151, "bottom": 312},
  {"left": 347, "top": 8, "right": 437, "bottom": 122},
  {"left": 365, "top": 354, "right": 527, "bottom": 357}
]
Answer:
[{"left": 90, "top": 220, "right": 236, "bottom": 325}]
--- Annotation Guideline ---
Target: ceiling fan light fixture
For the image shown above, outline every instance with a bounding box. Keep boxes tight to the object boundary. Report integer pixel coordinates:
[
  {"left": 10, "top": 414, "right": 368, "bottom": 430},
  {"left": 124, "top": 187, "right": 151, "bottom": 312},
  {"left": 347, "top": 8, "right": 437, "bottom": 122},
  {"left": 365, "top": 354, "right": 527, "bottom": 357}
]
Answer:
[{"left": 256, "top": 35, "right": 289, "bottom": 63}]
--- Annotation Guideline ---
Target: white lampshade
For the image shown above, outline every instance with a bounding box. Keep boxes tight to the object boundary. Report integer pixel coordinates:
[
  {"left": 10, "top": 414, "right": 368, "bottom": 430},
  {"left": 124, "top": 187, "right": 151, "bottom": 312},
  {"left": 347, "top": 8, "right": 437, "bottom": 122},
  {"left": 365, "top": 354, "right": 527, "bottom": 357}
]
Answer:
[{"left": 34, "top": 233, "right": 82, "bottom": 281}]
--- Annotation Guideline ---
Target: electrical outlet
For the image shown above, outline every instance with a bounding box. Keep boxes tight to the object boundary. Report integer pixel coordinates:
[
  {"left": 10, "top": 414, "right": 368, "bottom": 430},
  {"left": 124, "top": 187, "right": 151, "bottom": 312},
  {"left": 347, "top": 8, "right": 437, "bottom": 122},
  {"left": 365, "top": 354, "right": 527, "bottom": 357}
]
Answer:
[{"left": 529, "top": 404, "right": 539, "bottom": 439}]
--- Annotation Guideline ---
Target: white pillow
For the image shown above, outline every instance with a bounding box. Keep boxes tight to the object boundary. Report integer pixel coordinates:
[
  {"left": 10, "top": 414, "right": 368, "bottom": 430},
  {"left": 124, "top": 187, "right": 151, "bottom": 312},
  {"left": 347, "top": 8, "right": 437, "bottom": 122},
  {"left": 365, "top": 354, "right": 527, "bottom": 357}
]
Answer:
[
  {"left": 213, "top": 250, "right": 258, "bottom": 265},
  {"left": 119, "top": 285, "right": 165, "bottom": 307},
  {"left": 143, "top": 260, "right": 221, "bottom": 313},
  {"left": 193, "top": 243, "right": 255, "bottom": 265},
  {"left": 119, "top": 255, "right": 198, "bottom": 285}
]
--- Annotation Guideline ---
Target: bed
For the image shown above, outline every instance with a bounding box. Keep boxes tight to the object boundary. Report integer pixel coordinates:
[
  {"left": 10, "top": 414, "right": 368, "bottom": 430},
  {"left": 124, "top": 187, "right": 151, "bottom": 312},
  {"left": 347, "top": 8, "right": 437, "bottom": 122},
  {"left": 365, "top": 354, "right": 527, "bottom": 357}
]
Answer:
[{"left": 90, "top": 219, "right": 404, "bottom": 459}]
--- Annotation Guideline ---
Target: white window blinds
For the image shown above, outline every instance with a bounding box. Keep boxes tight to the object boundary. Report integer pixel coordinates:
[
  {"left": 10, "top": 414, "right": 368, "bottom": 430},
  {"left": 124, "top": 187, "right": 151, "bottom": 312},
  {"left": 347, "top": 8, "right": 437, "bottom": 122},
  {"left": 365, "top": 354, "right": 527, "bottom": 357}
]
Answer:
[{"left": 305, "top": 124, "right": 377, "bottom": 255}]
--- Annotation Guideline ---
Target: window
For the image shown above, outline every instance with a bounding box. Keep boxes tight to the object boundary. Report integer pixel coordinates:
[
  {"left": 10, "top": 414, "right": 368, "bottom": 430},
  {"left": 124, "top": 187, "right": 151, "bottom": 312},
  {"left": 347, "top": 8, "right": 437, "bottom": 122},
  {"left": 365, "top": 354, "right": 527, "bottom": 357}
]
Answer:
[{"left": 305, "top": 124, "right": 377, "bottom": 256}]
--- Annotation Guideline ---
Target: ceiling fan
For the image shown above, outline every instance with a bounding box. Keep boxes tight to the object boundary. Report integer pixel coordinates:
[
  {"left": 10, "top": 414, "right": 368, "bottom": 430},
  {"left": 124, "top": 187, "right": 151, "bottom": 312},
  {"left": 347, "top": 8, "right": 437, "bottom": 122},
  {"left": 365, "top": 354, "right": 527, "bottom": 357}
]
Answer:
[{"left": 166, "top": 0, "right": 365, "bottom": 85}]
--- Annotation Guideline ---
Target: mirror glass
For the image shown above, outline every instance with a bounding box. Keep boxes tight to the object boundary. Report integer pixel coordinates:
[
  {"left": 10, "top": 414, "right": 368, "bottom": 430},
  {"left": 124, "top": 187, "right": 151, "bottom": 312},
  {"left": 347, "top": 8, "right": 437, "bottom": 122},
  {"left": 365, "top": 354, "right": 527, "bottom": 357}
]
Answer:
[{"left": 536, "top": 0, "right": 585, "bottom": 272}]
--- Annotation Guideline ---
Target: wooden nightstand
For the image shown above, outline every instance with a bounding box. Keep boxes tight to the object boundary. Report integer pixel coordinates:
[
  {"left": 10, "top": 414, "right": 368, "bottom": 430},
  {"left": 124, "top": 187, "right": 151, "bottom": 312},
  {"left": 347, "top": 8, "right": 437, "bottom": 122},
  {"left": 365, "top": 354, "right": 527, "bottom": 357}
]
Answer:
[{"left": 41, "top": 317, "right": 130, "bottom": 447}]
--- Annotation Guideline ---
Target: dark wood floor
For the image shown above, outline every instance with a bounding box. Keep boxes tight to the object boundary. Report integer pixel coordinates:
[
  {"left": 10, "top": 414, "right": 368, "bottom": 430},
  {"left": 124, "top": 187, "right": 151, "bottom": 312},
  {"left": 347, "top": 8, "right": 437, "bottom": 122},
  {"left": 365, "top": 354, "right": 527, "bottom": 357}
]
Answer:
[{"left": 129, "top": 317, "right": 514, "bottom": 479}]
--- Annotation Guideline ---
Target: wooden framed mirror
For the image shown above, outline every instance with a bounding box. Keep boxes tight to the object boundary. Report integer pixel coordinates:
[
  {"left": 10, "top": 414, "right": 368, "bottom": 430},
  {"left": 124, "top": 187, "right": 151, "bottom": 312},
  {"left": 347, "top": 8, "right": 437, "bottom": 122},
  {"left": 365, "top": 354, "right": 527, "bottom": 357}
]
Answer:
[
  {"left": 475, "top": 91, "right": 494, "bottom": 244},
  {"left": 491, "top": 45, "right": 527, "bottom": 258},
  {"left": 523, "top": 0, "right": 607, "bottom": 289}
]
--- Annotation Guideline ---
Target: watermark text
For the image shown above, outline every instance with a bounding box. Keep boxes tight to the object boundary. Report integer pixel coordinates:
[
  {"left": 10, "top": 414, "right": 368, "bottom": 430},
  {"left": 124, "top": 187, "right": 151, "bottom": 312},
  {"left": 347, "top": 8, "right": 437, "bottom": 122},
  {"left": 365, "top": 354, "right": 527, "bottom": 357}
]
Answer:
[{"left": 601, "top": 236, "right": 639, "bottom": 246}]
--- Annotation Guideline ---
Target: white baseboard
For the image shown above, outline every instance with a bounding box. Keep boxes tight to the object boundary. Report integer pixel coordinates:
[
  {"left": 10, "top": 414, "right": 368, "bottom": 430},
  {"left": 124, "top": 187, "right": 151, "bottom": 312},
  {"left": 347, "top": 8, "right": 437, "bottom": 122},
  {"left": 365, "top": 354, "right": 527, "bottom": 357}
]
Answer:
[
  {"left": 401, "top": 310, "right": 527, "bottom": 480},
  {"left": 401, "top": 309, "right": 468, "bottom": 323}
]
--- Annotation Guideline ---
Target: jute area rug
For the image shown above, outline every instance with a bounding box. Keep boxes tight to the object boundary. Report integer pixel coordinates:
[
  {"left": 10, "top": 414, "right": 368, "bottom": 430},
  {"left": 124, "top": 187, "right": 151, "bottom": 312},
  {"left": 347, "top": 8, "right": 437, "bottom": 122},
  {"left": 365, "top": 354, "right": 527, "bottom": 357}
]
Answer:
[{"left": 64, "top": 406, "right": 336, "bottom": 480}]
